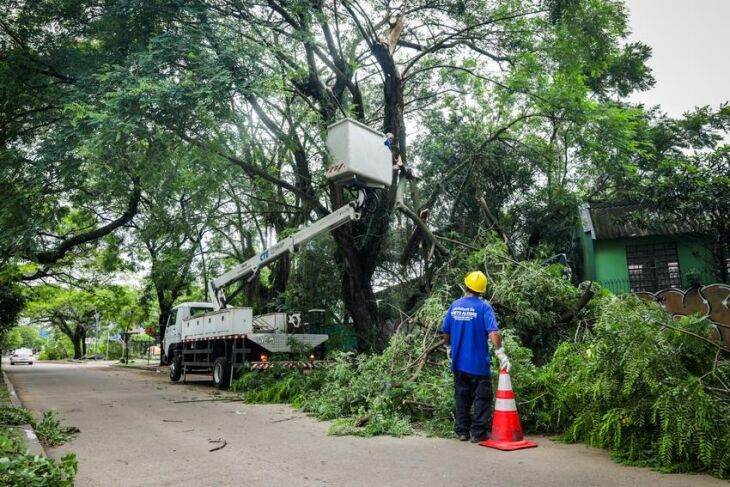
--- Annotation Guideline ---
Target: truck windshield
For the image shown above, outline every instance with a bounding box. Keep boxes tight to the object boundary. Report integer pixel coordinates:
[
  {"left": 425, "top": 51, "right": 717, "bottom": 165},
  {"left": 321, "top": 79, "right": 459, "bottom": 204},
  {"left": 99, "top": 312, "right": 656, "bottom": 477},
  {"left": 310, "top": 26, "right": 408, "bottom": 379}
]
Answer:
[{"left": 190, "top": 307, "right": 213, "bottom": 317}]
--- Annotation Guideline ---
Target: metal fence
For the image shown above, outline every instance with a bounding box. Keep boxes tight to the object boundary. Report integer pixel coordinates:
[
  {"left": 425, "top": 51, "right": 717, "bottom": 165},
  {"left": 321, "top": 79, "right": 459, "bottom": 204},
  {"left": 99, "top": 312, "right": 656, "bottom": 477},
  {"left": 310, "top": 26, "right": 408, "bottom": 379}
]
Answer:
[{"left": 599, "top": 271, "right": 723, "bottom": 294}]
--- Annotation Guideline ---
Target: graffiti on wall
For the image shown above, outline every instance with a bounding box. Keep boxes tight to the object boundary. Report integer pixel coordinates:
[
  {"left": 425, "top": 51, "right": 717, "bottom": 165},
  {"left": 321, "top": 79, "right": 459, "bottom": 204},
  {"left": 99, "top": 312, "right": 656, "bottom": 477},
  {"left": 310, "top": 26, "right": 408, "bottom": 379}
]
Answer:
[{"left": 637, "top": 284, "right": 730, "bottom": 350}]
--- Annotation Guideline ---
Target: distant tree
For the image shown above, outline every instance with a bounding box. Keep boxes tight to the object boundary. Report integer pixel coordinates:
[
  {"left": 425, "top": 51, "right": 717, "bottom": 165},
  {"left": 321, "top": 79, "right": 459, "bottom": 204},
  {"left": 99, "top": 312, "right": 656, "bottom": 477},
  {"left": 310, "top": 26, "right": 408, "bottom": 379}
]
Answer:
[
  {"left": 0, "top": 327, "right": 22, "bottom": 352},
  {"left": 24, "top": 285, "right": 142, "bottom": 359},
  {"left": 622, "top": 105, "right": 730, "bottom": 281},
  {"left": 5, "top": 326, "right": 44, "bottom": 350}
]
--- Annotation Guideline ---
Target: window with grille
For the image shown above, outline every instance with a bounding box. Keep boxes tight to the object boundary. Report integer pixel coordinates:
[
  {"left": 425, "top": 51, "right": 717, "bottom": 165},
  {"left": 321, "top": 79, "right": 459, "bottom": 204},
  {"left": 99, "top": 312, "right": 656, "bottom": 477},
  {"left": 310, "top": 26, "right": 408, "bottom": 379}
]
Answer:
[{"left": 626, "top": 243, "right": 682, "bottom": 292}]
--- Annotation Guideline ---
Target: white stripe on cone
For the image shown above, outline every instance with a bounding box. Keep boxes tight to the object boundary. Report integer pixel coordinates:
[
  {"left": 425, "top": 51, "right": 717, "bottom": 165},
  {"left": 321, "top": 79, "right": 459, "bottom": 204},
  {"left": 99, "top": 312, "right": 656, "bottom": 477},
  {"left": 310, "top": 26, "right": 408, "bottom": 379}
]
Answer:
[
  {"left": 497, "top": 372, "right": 512, "bottom": 391},
  {"left": 495, "top": 398, "right": 517, "bottom": 411}
]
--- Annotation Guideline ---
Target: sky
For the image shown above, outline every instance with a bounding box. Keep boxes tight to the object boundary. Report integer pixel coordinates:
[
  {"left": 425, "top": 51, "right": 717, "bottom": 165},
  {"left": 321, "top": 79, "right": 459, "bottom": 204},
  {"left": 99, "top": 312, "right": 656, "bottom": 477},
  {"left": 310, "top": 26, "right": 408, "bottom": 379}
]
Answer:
[{"left": 623, "top": 0, "right": 730, "bottom": 117}]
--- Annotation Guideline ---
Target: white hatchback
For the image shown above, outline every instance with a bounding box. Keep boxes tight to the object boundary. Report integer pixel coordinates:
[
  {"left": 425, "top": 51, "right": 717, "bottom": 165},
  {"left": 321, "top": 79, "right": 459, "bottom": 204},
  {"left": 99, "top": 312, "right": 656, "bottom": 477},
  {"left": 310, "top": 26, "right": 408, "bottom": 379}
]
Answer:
[{"left": 10, "top": 348, "right": 34, "bottom": 365}]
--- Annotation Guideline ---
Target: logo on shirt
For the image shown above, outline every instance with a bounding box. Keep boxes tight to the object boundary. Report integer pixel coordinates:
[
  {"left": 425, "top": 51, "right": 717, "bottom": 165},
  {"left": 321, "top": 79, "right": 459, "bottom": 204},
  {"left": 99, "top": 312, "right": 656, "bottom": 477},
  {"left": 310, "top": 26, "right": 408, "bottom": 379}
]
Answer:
[{"left": 451, "top": 306, "right": 477, "bottom": 321}]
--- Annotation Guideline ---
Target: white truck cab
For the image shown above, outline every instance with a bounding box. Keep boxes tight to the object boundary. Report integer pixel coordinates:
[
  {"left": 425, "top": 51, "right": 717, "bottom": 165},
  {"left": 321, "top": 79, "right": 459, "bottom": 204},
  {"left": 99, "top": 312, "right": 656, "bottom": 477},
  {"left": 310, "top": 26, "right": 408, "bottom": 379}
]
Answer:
[{"left": 162, "top": 302, "right": 214, "bottom": 361}]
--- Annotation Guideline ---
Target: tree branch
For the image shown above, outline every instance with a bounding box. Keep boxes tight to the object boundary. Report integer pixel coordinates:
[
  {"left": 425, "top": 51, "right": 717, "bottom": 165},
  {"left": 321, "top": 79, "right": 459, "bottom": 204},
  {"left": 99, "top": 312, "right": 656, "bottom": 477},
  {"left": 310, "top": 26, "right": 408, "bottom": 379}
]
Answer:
[{"left": 34, "top": 179, "right": 141, "bottom": 265}]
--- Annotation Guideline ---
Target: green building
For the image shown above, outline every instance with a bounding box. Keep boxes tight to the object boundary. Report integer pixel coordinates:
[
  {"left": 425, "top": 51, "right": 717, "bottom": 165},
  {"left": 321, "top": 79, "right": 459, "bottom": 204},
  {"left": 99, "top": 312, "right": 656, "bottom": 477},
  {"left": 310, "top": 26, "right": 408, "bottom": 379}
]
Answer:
[{"left": 578, "top": 202, "right": 723, "bottom": 294}]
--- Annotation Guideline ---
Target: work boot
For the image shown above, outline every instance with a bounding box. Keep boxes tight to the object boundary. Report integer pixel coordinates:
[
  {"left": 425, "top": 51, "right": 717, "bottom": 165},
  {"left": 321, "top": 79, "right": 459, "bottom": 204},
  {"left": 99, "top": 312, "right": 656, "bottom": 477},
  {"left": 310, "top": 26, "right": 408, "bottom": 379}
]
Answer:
[
  {"left": 470, "top": 434, "right": 488, "bottom": 443},
  {"left": 458, "top": 433, "right": 469, "bottom": 442}
]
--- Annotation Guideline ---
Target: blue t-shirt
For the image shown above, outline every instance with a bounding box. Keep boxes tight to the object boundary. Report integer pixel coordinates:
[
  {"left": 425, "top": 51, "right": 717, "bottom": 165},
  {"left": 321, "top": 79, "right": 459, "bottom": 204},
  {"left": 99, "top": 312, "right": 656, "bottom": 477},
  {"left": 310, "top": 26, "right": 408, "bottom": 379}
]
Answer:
[{"left": 440, "top": 296, "right": 499, "bottom": 376}]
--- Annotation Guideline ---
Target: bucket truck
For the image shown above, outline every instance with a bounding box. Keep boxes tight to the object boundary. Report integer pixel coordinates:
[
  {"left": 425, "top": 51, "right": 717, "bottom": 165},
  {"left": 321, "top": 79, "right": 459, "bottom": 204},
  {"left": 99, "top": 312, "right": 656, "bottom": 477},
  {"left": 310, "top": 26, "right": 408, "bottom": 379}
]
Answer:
[{"left": 162, "top": 119, "right": 392, "bottom": 388}]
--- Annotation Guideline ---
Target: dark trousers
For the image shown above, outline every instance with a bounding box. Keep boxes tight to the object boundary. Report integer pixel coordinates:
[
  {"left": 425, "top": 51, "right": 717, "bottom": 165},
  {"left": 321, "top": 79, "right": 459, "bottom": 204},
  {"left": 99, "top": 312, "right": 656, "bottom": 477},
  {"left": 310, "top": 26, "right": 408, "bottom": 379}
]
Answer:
[{"left": 453, "top": 370, "right": 493, "bottom": 438}]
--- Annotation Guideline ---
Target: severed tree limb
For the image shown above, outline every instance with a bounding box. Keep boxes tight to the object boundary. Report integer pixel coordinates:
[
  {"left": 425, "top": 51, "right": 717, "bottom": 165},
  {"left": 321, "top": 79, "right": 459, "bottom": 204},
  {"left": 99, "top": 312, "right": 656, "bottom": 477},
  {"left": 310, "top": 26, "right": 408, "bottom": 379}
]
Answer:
[
  {"left": 395, "top": 201, "right": 448, "bottom": 257},
  {"left": 477, "top": 196, "right": 514, "bottom": 258},
  {"left": 559, "top": 282, "right": 595, "bottom": 323},
  {"left": 402, "top": 399, "right": 434, "bottom": 410},
  {"left": 355, "top": 413, "right": 371, "bottom": 427},
  {"left": 410, "top": 338, "right": 446, "bottom": 380}
]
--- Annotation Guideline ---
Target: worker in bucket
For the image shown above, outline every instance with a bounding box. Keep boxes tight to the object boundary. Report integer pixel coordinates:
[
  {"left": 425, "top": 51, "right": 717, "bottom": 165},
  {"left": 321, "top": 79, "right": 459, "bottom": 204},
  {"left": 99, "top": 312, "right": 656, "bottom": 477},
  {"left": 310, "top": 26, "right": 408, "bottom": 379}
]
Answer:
[{"left": 441, "top": 271, "right": 511, "bottom": 443}]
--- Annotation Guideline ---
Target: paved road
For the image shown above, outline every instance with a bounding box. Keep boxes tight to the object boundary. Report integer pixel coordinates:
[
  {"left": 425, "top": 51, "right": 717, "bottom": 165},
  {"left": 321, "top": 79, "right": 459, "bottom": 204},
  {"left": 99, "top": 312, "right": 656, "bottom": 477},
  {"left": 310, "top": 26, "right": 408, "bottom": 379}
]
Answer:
[{"left": 4, "top": 361, "right": 725, "bottom": 487}]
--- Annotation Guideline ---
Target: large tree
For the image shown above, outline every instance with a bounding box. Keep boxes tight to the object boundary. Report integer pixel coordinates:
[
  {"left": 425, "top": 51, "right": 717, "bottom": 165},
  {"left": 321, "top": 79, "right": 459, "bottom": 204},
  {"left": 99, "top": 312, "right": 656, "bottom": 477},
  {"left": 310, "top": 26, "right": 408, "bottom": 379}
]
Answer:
[
  {"left": 1, "top": 0, "right": 657, "bottom": 350},
  {"left": 79, "top": 0, "right": 652, "bottom": 347}
]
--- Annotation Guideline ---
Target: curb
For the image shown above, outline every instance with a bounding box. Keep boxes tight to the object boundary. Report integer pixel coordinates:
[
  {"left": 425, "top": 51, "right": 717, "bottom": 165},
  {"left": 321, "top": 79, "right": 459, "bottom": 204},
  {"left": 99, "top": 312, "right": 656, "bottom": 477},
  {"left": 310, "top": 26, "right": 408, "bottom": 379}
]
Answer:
[{"left": 2, "top": 369, "right": 47, "bottom": 457}]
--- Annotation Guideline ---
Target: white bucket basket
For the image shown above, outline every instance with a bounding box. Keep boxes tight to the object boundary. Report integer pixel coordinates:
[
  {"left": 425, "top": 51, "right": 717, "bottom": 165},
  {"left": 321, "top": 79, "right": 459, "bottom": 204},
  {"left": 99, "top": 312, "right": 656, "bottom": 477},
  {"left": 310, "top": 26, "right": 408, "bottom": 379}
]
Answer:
[{"left": 325, "top": 118, "right": 393, "bottom": 188}]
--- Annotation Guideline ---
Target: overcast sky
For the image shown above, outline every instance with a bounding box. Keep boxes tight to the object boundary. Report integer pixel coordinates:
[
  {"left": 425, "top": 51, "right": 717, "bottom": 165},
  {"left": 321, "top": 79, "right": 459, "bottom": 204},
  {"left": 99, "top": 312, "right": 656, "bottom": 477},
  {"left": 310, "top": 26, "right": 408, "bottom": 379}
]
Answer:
[{"left": 623, "top": 0, "right": 730, "bottom": 117}]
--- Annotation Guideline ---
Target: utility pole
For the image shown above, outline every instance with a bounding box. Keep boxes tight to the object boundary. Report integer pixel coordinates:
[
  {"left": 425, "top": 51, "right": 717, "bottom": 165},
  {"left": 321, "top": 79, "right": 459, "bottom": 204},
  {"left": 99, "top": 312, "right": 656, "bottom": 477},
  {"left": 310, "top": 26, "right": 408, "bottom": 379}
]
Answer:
[{"left": 94, "top": 312, "right": 100, "bottom": 358}]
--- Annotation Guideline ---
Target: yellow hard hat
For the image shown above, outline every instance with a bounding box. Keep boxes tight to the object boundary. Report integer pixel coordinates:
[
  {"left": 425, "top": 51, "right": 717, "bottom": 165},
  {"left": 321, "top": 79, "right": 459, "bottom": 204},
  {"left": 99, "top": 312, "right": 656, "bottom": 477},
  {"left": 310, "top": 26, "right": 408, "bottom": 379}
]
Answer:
[{"left": 464, "top": 271, "right": 488, "bottom": 294}]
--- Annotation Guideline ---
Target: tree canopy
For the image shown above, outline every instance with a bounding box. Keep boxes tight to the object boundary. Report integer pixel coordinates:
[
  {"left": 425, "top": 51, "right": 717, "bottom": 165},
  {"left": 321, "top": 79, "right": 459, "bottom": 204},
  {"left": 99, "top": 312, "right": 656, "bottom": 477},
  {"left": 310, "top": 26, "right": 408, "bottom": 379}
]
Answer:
[{"left": 0, "top": 0, "right": 726, "bottom": 350}]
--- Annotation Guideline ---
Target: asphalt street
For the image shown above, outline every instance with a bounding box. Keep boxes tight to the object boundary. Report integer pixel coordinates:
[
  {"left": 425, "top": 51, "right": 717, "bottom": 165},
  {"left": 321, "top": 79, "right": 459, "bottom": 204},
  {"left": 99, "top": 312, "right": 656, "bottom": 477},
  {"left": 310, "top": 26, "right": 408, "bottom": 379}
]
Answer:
[{"left": 4, "top": 361, "right": 726, "bottom": 487}]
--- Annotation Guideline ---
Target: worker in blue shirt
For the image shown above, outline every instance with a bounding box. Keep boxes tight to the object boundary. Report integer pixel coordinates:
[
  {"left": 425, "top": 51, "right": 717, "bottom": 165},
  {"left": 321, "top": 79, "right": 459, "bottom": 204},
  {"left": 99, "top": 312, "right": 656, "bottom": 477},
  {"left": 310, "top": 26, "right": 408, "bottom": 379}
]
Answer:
[{"left": 441, "top": 271, "right": 511, "bottom": 442}]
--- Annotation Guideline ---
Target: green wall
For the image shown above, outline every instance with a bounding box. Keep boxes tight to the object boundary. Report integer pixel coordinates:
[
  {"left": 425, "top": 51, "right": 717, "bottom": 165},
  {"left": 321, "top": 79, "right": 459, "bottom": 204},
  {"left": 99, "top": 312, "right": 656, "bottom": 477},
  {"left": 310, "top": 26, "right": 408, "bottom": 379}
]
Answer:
[
  {"left": 593, "top": 239, "right": 630, "bottom": 292},
  {"left": 584, "top": 234, "right": 716, "bottom": 293}
]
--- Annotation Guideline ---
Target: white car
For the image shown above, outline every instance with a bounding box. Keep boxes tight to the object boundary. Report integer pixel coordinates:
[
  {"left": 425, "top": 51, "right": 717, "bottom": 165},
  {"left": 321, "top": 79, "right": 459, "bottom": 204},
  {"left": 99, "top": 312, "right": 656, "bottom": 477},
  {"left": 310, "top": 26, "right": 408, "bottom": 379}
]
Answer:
[{"left": 10, "top": 348, "right": 34, "bottom": 365}]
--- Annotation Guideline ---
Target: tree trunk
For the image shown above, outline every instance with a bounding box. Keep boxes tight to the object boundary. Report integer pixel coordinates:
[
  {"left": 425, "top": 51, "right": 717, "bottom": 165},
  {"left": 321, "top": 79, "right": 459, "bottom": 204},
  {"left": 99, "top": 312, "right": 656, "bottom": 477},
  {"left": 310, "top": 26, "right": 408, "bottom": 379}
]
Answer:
[
  {"left": 332, "top": 219, "right": 387, "bottom": 350},
  {"left": 158, "top": 302, "right": 172, "bottom": 364},
  {"left": 72, "top": 331, "right": 83, "bottom": 359},
  {"left": 340, "top": 253, "right": 382, "bottom": 350}
]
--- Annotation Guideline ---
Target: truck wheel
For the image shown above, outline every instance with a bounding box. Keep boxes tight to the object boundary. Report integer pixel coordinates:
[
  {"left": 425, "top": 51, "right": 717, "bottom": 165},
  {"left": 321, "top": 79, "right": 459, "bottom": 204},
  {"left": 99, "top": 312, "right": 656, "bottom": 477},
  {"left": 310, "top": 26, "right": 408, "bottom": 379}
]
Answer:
[
  {"left": 212, "top": 357, "right": 231, "bottom": 389},
  {"left": 169, "top": 356, "right": 182, "bottom": 382}
]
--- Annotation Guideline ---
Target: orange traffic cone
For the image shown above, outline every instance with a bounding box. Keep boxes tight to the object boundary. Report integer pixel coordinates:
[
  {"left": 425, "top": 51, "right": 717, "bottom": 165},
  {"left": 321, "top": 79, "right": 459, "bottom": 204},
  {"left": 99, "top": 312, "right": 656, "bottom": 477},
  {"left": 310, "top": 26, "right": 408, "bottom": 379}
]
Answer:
[{"left": 480, "top": 369, "right": 537, "bottom": 451}]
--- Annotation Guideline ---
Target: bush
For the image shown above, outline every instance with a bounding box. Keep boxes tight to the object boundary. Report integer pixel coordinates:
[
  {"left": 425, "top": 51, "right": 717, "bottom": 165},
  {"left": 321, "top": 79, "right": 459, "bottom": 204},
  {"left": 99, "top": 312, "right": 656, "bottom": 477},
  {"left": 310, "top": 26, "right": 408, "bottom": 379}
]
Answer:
[{"left": 524, "top": 294, "right": 730, "bottom": 478}]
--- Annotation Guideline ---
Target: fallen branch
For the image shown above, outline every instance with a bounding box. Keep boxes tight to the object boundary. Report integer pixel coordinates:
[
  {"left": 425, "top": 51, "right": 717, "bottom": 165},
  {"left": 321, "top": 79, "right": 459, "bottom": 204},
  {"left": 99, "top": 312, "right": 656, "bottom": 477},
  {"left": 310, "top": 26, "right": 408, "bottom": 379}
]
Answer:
[
  {"left": 396, "top": 202, "right": 449, "bottom": 258},
  {"left": 208, "top": 438, "right": 227, "bottom": 452},
  {"left": 173, "top": 398, "right": 237, "bottom": 404},
  {"left": 269, "top": 416, "right": 297, "bottom": 424},
  {"left": 559, "top": 282, "right": 595, "bottom": 323},
  {"left": 402, "top": 399, "right": 434, "bottom": 410},
  {"left": 477, "top": 196, "right": 515, "bottom": 258},
  {"left": 410, "top": 338, "right": 446, "bottom": 379},
  {"left": 651, "top": 319, "right": 730, "bottom": 353},
  {"left": 355, "top": 413, "right": 371, "bottom": 427}
]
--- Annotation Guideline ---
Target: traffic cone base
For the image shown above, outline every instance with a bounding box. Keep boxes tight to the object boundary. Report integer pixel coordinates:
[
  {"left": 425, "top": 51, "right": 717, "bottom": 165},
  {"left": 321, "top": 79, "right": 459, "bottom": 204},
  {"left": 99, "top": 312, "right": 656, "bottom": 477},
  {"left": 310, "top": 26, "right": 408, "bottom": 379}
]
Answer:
[
  {"left": 480, "top": 438, "right": 538, "bottom": 451},
  {"left": 480, "top": 368, "right": 537, "bottom": 451}
]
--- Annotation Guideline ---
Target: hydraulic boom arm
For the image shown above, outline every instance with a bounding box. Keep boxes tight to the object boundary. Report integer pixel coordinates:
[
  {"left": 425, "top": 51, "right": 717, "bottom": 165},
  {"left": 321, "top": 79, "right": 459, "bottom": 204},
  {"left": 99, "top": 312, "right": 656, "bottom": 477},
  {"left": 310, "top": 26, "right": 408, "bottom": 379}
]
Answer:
[{"left": 208, "top": 193, "right": 365, "bottom": 310}]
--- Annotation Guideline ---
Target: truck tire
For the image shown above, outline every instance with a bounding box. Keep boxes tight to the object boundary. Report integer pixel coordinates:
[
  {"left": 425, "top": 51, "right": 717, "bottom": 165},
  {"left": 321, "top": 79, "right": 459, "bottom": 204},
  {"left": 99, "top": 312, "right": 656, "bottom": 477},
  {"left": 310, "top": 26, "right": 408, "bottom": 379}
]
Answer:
[
  {"left": 169, "top": 355, "right": 182, "bottom": 382},
  {"left": 212, "top": 357, "right": 231, "bottom": 389}
]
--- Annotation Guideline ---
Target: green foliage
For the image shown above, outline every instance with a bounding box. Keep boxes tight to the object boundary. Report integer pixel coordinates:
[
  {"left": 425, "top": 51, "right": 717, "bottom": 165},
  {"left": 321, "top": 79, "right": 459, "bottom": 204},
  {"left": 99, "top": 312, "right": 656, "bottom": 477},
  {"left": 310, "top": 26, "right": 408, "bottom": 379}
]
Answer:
[
  {"left": 2, "top": 326, "right": 44, "bottom": 351},
  {"left": 0, "top": 430, "right": 25, "bottom": 457},
  {"left": 232, "top": 366, "right": 323, "bottom": 404},
  {"left": 0, "top": 453, "right": 78, "bottom": 487},
  {"left": 33, "top": 411, "right": 79, "bottom": 448},
  {"left": 0, "top": 275, "right": 25, "bottom": 348},
  {"left": 38, "top": 335, "right": 73, "bottom": 361},
  {"left": 418, "top": 242, "right": 583, "bottom": 364},
  {"left": 620, "top": 105, "right": 730, "bottom": 280},
  {"left": 232, "top": 332, "right": 453, "bottom": 437},
  {"left": 525, "top": 295, "right": 730, "bottom": 478},
  {"left": 232, "top": 248, "right": 730, "bottom": 479},
  {"left": 0, "top": 375, "right": 77, "bottom": 485},
  {"left": 0, "top": 406, "right": 34, "bottom": 426},
  {"left": 0, "top": 407, "right": 78, "bottom": 448}
]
